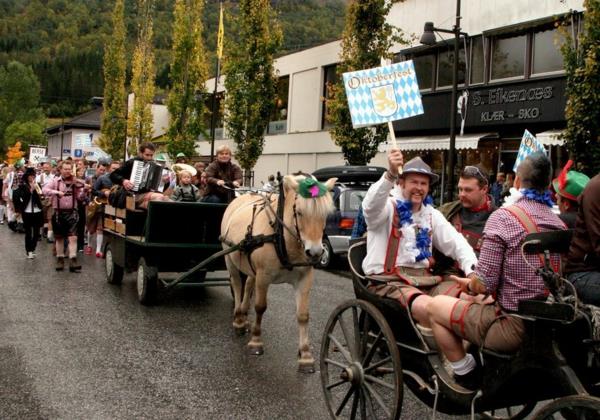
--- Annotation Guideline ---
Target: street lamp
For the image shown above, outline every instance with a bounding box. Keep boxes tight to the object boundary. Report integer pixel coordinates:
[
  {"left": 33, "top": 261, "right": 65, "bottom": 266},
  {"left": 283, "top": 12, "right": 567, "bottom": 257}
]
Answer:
[{"left": 420, "top": 0, "right": 468, "bottom": 202}]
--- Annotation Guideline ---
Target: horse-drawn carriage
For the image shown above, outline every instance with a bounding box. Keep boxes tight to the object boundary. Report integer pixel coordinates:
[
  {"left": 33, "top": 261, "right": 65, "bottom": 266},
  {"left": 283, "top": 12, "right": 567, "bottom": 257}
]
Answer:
[{"left": 319, "top": 231, "right": 600, "bottom": 419}]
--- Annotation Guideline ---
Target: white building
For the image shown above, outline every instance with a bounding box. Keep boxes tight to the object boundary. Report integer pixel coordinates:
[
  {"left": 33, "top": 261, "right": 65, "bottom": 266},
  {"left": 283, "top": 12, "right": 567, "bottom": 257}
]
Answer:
[{"left": 199, "top": 0, "right": 586, "bottom": 188}]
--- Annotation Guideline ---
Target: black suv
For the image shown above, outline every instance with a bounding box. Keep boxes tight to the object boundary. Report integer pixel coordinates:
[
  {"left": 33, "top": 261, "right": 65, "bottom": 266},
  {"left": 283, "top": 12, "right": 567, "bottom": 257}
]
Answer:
[{"left": 312, "top": 165, "right": 385, "bottom": 268}]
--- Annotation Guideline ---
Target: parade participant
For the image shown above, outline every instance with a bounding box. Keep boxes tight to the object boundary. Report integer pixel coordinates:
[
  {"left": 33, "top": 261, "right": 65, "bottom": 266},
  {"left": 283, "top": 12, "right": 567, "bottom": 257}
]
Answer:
[
  {"left": 110, "top": 142, "right": 170, "bottom": 209},
  {"left": 203, "top": 145, "right": 242, "bottom": 204},
  {"left": 192, "top": 161, "right": 206, "bottom": 189},
  {"left": 89, "top": 161, "right": 120, "bottom": 258},
  {"left": 36, "top": 161, "right": 56, "bottom": 242},
  {"left": 262, "top": 175, "right": 277, "bottom": 192},
  {"left": 435, "top": 166, "right": 496, "bottom": 280},
  {"left": 171, "top": 170, "right": 200, "bottom": 202},
  {"left": 175, "top": 152, "right": 187, "bottom": 164},
  {"left": 427, "top": 152, "right": 566, "bottom": 390},
  {"left": 13, "top": 167, "right": 44, "bottom": 259},
  {"left": 4, "top": 160, "right": 25, "bottom": 232},
  {"left": 0, "top": 165, "right": 8, "bottom": 224},
  {"left": 361, "top": 151, "right": 478, "bottom": 328},
  {"left": 490, "top": 172, "right": 505, "bottom": 206},
  {"left": 551, "top": 160, "right": 590, "bottom": 228},
  {"left": 501, "top": 172, "right": 515, "bottom": 202},
  {"left": 565, "top": 173, "right": 600, "bottom": 305},
  {"left": 43, "top": 161, "right": 87, "bottom": 272},
  {"left": 84, "top": 162, "right": 108, "bottom": 255}
]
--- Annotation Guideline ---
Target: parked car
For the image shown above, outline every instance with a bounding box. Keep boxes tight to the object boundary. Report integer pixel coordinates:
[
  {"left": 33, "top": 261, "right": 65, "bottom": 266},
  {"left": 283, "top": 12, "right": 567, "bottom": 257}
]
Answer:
[{"left": 312, "top": 165, "right": 386, "bottom": 268}]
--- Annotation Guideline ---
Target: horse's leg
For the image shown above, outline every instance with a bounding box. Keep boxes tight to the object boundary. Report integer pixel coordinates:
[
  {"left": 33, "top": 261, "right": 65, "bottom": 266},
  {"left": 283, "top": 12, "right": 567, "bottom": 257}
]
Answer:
[
  {"left": 237, "top": 274, "right": 255, "bottom": 335},
  {"left": 248, "top": 275, "right": 268, "bottom": 356},
  {"left": 295, "top": 270, "right": 315, "bottom": 373},
  {"left": 226, "top": 255, "right": 249, "bottom": 334}
]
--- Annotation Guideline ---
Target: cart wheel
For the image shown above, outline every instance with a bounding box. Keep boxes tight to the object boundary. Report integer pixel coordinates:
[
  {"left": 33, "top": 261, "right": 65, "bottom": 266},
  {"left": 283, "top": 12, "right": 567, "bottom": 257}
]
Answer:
[
  {"left": 479, "top": 402, "right": 536, "bottom": 420},
  {"left": 532, "top": 395, "right": 600, "bottom": 420},
  {"left": 137, "top": 257, "right": 158, "bottom": 305},
  {"left": 105, "top": 244, "right": 123, "bottom": 285},
  {"left": 320, "top": 299, "right": 402, "bottom": 420}
]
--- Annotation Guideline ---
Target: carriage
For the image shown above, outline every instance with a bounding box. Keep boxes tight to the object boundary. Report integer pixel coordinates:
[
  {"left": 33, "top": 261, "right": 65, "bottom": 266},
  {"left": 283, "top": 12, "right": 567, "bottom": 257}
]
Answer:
[
  {"left": 102, "top": 200, "right": 231, "bottom": 305},
  {"left": 319, "top": 231, "right": 600, "bottom": 419}
]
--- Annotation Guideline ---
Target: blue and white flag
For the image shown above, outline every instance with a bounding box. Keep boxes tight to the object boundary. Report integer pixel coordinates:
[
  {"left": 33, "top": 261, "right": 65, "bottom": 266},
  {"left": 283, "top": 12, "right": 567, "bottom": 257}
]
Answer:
[
  {"left": 513, "top": 130, "right": 546, "bottom": 172},
  {"left": 343, "top": 61, "right": 424, "bottom": 128}
]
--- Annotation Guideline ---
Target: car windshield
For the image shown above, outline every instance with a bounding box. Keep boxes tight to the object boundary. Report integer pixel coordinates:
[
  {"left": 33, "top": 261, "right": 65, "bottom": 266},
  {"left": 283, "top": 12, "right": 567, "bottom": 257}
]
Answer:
[{"left": 345, "top": 189, "right": 367, "bottom": 211}]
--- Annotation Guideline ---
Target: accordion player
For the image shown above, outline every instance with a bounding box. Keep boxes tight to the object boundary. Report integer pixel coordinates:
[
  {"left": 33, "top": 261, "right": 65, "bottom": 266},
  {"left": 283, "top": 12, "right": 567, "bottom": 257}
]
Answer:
[{"left": 131, "top": 160, "right": 164, "bottom": 192}]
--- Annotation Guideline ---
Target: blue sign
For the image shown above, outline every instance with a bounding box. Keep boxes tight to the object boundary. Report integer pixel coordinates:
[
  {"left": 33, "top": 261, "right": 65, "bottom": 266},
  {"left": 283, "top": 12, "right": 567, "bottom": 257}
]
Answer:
[
  {"left": 62, "top": 148, "right": 71, "bottom": 154},
  {"left": 74, "top": 149, "right": 83, "bottom": 158},
  {"left": 343, "top": 60, "right": 424, "bottom": 128}
]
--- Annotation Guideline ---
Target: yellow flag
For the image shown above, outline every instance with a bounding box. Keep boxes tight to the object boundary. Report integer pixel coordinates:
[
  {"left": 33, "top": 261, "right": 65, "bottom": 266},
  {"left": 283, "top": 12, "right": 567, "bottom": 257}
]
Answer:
[{"left": 216, "top": 3, "right": 224, "bottom": 59}]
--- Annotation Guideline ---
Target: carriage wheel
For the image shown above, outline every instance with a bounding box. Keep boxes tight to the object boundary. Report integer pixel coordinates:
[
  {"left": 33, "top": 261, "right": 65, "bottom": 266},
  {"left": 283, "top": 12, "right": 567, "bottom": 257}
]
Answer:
[
  {"left": 320, "top": 299, "right": 403, "bottom": 420},
  {"left": 105, "top": 244, "right": 123, "bottom": 285},
  {"left": 479, "top": 402, "right": 536, "bottom": 420},
  {"left": 137, "top": 257, "right": 158, "bottom": 306},
  {"left": 532, "top": 395, "right": 600, "bottom": 420}
]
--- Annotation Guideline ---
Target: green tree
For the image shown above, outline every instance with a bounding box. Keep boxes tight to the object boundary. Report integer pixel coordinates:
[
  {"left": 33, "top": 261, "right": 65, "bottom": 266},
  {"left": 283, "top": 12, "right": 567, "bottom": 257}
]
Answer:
[
  {"left": 127, "top": 0, "right": 156, "bottom": 155},
  {"left": 0, "top": 61, "right": 44, "bottom": 154},
  {"left": 100, "top": 0, "right": 128, "bottom": 160},
  {"left": 223, "top": 0, "right": 282, "bottom": 183},
  {"left": 166, "top": 0, "right": 208, "bottom": 158},
  {"left": 327, "top": 0, "right": 406, "bottom": 165},
  {"left": 561, "top": 2, "right": 600, "bottom": 176},
  {"left": 3, "top": 120, "right": 47, "bottom": 152}
]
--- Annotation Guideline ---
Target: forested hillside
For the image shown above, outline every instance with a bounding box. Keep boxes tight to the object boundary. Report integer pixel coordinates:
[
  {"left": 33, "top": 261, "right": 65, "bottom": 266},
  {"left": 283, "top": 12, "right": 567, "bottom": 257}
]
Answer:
[{"left": 0, "top": 0, "right": 346, "bottom": 116}]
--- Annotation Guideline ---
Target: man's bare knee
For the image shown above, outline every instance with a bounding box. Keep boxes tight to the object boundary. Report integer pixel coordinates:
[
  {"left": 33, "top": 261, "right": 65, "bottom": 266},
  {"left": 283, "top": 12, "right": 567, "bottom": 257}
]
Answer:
[{"left": 411, "top": 294, "right": 432, "bottom": 325}]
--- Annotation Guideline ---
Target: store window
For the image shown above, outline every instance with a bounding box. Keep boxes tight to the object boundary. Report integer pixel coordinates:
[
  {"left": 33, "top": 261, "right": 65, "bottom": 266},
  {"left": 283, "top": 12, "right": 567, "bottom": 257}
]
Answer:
[
  {"left": 267, "top": 76, "right": 289, "bottom": 135},
  {"left": 437, "top": 45, "right": 466, "bottom": 88},
  {"left": 490, "top": 34, "right": 526, "bottom": 80},
  {"left": 532, "top": 26, "right": 566, "bottom": 75},
  {"left": 470, "top": 36, "right": 485, "bottom": 85},
  {"left": 412, "top": 53, "right": 435, "bottom": 91},
  {"left": 322, "top": 64, "right": 338, "bottom": 130}
]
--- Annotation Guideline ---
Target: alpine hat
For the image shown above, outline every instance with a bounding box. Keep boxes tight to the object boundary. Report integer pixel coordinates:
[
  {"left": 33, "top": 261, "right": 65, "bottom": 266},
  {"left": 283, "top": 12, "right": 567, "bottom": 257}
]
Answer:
[{"left": 400, "top": 156, "right": 439, "bottom": 184}]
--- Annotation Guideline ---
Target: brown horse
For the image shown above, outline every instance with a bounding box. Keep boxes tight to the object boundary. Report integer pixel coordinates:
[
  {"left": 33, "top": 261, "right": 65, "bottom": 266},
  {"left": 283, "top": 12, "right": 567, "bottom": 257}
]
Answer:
[{"left": 220, "top": 174, "right": 336, "bottom": 373}]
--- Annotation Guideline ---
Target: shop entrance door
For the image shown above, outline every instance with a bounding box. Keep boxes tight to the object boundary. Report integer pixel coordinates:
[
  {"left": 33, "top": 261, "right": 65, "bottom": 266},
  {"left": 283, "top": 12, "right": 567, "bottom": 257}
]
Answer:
[{"left": 498, "top": 150, "right": 518, "bottom": 173}]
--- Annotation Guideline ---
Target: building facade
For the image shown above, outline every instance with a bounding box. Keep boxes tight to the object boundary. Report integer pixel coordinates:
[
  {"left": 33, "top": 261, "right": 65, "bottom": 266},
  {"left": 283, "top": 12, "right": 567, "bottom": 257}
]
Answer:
[{"left": 202, "top": 0, "right": 584, "bottom": 189}]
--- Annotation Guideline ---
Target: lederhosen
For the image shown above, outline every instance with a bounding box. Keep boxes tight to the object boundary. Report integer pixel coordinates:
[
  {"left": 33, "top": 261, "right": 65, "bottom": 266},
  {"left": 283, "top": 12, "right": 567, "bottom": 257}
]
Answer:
[{"left": 52, "top": 179, "right": 80, "bottom": 237}]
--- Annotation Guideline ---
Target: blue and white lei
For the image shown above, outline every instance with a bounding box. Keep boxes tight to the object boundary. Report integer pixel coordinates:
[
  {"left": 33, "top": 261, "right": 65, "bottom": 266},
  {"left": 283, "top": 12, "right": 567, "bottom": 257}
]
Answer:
[{"left": 395, "top": 196, "right": 434, "bottom": 262}]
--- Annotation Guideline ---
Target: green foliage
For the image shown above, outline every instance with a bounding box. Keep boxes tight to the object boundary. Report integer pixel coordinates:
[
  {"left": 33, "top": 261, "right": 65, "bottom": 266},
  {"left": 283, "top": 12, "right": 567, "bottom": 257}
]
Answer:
[
  {"left": 4, "top": 120, "right": 47, "bottom": 152},
  {"left": 561, "top": 2, "right": 600, "bottom": 176},
  {"left": 128, "top": 0, "right": 156, "bottom": 154},
  {"left": 223, "top": 0, "right": 282, "bottom": 175},
  {"left": 100, "top": 0, "right": 128, "bottom": 160},
  {"left": 0, "top": 61, "right": 44, "bottom": 155},
  {"left": 0, "top": 0, "right": 346, "bottom": 117},
  {"left": 166, "top": 0, "right": 208, "bottom": 158},
  {"left": 327, "top": 0, "right": 406, "bottom": 165}
]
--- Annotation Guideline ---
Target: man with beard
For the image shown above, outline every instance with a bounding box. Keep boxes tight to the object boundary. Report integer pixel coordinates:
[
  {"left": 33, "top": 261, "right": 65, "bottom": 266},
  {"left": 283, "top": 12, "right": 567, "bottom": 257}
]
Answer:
[
  {"left": 434, "top": 166, "right": 496, "bottom": 288},
  {"left": 202, "top": 145, "right": 242, "bottom": 203},
  {"left": 43, "top": 161, "right": 86, "bottom": 272},
  {"left": 361, "top": 152, "right": 477, "bottom": 333},
  {"left": 110, "top": 142, "right": 169, "bottom": 209}
]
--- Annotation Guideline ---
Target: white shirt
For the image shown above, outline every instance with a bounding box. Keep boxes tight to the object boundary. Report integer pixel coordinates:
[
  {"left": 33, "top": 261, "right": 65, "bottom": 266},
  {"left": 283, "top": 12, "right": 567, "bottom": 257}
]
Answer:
[
  {"left": 36, "top": 172, "right": 55, "bottom": 187},
  {"left": 361, "top": 174, "right": 477, "bottom": 276}
]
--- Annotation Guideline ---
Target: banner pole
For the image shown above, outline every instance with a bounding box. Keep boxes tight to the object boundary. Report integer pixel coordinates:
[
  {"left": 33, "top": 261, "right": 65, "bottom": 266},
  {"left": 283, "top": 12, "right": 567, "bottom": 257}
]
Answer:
[{"left": 380, "top": 57, "right": 402, "bottom": 174}]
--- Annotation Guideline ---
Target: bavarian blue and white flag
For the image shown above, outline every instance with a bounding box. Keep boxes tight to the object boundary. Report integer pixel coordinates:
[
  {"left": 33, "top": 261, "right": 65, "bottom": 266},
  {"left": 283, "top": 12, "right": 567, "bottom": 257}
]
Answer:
[
  {"left": 343, "top": 61, "right": 424, "bottom": 128},
  {"left": 513, "top": 129, "right": 546, "bottom": 172}
]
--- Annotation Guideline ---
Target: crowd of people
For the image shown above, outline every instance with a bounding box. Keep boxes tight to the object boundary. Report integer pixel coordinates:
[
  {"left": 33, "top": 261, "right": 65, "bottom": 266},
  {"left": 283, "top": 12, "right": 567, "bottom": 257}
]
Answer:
[{"left": 360, "top": 149, "right": 599, "bottom": 391}]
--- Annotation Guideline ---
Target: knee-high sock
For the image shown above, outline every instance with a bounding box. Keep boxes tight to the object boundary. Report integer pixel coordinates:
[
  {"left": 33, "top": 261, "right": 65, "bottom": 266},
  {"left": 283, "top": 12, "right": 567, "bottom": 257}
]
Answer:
[
  {"left": 96, "top": 233, "right": 103, "bottom": 253},
  {"left": 6, "top": 204, "right": 16, "bottom": 222},
  {"left": 0, "top": 204, "right": 5, "bottom": 220},
  {"left": 68, "top": 237, "right": 77, "bottom": 258},
  {"left": 55, "top": 238, "right": 65, "bottom": 257}
]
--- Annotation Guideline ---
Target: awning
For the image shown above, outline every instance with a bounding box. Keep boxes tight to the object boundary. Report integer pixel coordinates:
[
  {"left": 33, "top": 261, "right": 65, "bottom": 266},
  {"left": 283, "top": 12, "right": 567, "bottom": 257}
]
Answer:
[
  {"left": 395, "top": 133, "right": 495, "bottom": 151},
  {"left": 536, "top": 130, "right": 565, "bottom": 146}
]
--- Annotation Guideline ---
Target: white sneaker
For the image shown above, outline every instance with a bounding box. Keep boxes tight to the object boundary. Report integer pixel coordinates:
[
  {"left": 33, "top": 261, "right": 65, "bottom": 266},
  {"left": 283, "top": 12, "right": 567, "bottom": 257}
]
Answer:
[{"left": 27, "top": 252, "right": 35, "bottom": 259}]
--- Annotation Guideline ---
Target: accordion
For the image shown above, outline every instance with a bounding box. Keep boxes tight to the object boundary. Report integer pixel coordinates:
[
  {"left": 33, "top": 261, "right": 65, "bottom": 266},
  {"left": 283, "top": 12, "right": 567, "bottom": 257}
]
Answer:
[{"left": 131, "top": 160, "right": 163, "bottom": 192}]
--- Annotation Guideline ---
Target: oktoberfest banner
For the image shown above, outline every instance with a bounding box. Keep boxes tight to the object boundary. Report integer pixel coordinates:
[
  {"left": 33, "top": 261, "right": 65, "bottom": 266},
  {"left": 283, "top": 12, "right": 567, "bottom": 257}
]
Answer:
[
  {"left": 28, "top": 146, "right": 47, "bottom": 164},
  {"left": 513, "top": 129, "right": 546, "bottom": 172},
  {"left": 343, "top": 60, "right": 424, "bottom": 128}
]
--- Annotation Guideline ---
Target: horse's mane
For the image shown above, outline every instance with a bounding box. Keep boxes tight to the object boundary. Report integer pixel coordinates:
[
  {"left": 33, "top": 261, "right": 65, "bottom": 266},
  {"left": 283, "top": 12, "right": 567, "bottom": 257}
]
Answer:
[{"left": 283, "top": 174, "right": 335, "bottom": 219}]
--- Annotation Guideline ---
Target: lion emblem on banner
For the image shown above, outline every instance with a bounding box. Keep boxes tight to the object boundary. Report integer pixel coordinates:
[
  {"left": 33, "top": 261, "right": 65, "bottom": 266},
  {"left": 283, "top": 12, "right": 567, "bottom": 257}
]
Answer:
[{"left": 370, "top": 84, "right": 398, "bottom": 117}]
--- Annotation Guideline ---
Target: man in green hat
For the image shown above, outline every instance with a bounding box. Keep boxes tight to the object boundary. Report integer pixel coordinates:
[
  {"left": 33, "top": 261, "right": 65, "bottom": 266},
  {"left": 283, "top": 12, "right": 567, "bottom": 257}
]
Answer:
[
  {"left": 552, "top": 160, "right": 590, "bottom": 228},
  {"left": 175, "top": 152, "right": 187, "bottom": 164}
]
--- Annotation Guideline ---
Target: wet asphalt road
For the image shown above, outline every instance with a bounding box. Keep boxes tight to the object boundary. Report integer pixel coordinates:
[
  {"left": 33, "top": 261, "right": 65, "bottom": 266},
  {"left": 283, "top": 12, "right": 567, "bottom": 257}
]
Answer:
[{"left": 0, "top": 226, "right": 462, "bottom": 419}]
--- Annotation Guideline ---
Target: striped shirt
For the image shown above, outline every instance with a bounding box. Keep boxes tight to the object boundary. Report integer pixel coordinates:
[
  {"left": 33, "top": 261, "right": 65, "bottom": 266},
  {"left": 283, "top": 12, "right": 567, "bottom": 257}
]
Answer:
[{"left": 477, "top": 198, "right": 566, "bottom": 311}]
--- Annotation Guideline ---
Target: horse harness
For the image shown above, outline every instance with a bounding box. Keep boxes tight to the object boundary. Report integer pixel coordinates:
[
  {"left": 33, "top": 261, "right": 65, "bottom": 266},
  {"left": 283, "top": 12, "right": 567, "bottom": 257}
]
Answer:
[{"left": 220, "top": 182, "right": 315, "bottom": 273}]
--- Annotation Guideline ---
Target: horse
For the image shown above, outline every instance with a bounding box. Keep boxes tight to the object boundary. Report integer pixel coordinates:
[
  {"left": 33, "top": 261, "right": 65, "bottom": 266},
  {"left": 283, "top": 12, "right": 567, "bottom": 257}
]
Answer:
[{"left": 220, "top": 174, "right": 336, "bottom": 373}]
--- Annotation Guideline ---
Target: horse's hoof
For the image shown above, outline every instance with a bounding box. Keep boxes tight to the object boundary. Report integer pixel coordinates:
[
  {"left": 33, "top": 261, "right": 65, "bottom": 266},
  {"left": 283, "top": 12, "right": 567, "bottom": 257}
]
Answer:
[
  {"left": 298, "top": 362, "right": 316, "bottom": 374},
  {"left": 248, "top": 345, "right": 264, "bottom": 356}
]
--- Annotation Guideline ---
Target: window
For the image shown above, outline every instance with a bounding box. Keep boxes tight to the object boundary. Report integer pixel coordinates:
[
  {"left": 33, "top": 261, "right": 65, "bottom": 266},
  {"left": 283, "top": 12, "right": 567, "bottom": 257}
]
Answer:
[
  {"left": 437, "top": 45, "right": 466, "bottom": 88},
  {"left": 470, "top": 36, "right": 485, "bottom": 84},
  {"left": 532, "top": 26, "right": 566, "bottom": 74},
  {"left": 491, "top": 34, "right": 526, "bottom": 80},
  {"left": 203, "top": 92, "right": 224, "bottom": 140},
  {"left": 322, "top": 64, "right": 338, "bottom": 129},
  {"left": 412, "top": 53, "right": 435, "bottom": 91},
  {"left": 267, "top": 76, "right": 289, "bottom": 135}
]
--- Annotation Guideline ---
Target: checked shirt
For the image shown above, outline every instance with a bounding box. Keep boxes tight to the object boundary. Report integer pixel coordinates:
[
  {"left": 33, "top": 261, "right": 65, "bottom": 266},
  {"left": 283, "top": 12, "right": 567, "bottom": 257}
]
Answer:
[{"left": 476, "top": 198, "right": 566, "bottom": 311}]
